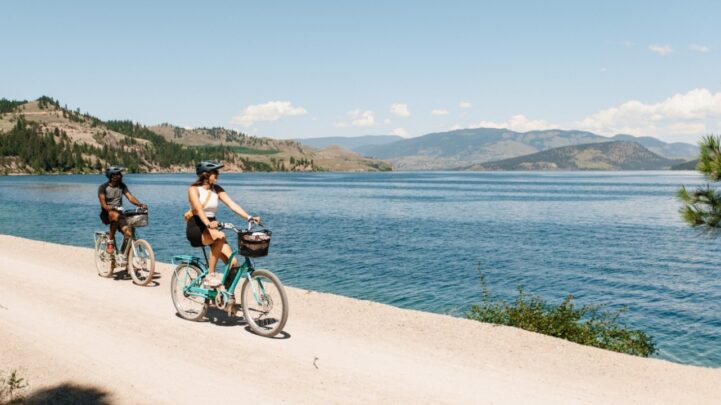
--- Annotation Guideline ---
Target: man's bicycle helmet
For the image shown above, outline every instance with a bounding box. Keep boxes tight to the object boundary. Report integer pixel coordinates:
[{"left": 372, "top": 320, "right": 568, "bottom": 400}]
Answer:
[
  {"left": 196, "top": 160, "right": 224, "bottom": 175},
  {"left": 105, "top": 165, "right": 124, "bottom": 179}
]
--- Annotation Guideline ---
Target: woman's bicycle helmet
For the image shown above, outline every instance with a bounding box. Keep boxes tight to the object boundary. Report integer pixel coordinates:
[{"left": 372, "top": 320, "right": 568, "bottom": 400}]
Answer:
[
  {"left": 196, "top": 160, "right": 224, "bottom": 175},
  {"left": 105, "top": 165, "right": 124, "bottom": 179}
]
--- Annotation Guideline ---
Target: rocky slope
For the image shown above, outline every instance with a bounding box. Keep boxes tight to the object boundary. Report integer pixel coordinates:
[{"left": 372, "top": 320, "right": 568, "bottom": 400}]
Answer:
[{"left": 0, "top": 97, "right": 391, "bottom": 174}]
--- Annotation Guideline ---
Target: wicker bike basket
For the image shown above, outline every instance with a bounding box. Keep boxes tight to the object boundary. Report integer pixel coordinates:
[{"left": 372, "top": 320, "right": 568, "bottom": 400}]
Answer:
[
  {"left": 238, "top": 229, "right": 272, "bottom": 257},
  {"left": 124, "top": 209, "right": 149, "bottom": 228}
]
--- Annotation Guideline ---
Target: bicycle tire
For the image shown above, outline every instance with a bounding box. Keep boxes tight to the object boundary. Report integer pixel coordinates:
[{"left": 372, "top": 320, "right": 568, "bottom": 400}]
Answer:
[
  {"left": 241, "top": 269, "right": 288, "bottom": 337},
  {"left": 171, "top": 263, "right": 208, "bottom": 321},
  {"left": 94, "top": 235, "right": 114, "bottom": 278},
  {"left": 128, "top": 239, "right": 155, "bottom": 286}
]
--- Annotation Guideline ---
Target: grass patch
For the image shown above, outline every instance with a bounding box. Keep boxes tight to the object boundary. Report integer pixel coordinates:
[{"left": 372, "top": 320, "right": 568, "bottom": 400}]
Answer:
[
  {"left": 0, "top": 370, "right": 28, "bottom": 404},
  {"left": 229, "top": 146, "right": 279, "bottom": 155},
  {"left": 466, "top": 274, "right": 656, "bottom": 357}
]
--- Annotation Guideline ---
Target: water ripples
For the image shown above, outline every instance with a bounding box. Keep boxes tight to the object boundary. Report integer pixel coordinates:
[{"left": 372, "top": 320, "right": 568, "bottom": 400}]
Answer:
[{"left": 0, "top": 171, "right": 719, "bottom": 367}]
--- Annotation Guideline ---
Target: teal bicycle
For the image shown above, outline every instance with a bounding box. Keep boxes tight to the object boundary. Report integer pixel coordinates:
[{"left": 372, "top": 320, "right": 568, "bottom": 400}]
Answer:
[{"left": 171, "top": 221, "right": 289, "bottom": 337}]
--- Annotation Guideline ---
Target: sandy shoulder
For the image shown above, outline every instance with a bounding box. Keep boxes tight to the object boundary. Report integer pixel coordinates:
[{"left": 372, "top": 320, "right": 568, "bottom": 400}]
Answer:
[{"left": 0, "top": 235, "right": 719, "bottom": 404}]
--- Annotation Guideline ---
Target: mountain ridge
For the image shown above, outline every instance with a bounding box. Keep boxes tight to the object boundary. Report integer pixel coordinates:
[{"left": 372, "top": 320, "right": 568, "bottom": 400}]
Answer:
[
  {"left": 351, "top": 128, "right": 697, "bottom": 170},
  {"left": 462, "top": 141, "right": 683, "bottom": 171}
]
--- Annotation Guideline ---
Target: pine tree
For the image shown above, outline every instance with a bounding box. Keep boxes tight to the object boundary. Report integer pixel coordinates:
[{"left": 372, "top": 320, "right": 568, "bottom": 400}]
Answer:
[{"left": 677, "top": 135, "right": 721, "bottom": 230}]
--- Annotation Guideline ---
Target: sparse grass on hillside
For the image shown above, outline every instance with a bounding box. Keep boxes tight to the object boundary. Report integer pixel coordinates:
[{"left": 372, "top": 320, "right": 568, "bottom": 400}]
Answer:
[
  {"left": 229, "top": 146, "right": 280, "bottom": 155},
  {"left": 466, "top": 273, "right": 656, "bottom": 357},
  {"left": 0, "top": 96, "right": 392, "bottom": 174},
  {"left": 0, "top": 98, "right": 27, "bottom": 114}
]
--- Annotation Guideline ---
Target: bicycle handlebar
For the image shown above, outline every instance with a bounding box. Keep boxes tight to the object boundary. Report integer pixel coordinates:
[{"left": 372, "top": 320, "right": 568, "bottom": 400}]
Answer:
[
  {"left": 219, "top": 218, "right": 262, "bottom": 232},
  {"left": 114, "top": 207, "right": 148, "bottom": 215}
]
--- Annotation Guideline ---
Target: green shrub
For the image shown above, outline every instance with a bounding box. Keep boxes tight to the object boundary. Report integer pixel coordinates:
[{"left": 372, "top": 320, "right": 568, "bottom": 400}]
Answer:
[
  {"left": 0, "top": 370, "right": 28, "bottom": 404},
  {"left": 466, "top": 274, "right": 656, "bottom": 357}
]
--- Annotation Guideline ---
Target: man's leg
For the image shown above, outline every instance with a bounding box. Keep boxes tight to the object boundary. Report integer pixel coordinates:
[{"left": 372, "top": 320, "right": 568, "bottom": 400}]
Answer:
[{"left": 107, "top": 210, "right": 120, "bottom": 252}]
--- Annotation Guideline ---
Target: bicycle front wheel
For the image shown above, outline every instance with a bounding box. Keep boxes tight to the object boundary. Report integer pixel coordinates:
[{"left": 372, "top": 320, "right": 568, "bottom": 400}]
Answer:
[
  {"left": 171, "top": 263, "right": 208, "bottom": 321},
  {"left": 128, "top": 239, "right": 155, "bottom": 286},
  {"left": 241, "top": 269, "right": 288, "bottom": 337},
  {"left": 94, "top": 235, "right": 114, "bottom": 278}
]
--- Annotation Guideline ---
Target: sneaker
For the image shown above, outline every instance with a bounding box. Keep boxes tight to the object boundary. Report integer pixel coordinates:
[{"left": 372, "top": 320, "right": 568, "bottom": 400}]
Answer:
[{"left": 204, "top": 273, "right": 222, "bottom": 288}]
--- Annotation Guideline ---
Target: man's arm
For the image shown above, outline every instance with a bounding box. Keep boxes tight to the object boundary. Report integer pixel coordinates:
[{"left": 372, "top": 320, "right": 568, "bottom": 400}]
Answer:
[
  {"left": 98, "top": 192, "right": 113, "bottom": 211},
  {"left": 124, "top": 190, "right": 146, "bottom": 208}
]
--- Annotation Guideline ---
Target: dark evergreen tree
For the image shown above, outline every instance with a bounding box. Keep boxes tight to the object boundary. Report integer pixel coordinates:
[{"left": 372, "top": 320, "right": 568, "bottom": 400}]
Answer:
[{"left": 677, "top": 135, "right": 721, "bottom": 229}]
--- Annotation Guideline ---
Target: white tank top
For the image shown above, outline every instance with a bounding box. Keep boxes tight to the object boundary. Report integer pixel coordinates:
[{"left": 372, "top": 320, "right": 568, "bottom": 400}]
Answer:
[{"left": 196, "top": 186, "right": 219, "bottom": 218}]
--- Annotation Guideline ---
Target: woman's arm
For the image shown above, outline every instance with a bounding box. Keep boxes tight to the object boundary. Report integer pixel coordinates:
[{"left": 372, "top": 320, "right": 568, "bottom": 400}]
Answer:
[
  {"left": 188, "top": 187, "right": 215, "bottom": 227},
  {"left": 217, "top": 189, "right": 255, "bottom": 221}
]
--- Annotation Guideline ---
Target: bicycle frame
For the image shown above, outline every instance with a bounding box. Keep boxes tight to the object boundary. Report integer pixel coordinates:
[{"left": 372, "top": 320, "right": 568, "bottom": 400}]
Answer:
[
  {"left": 172, "top": 248, "right": 265, "bottom": 303},
  {"left": 95, "top": 228, "right": 137, "bottom": 256}
]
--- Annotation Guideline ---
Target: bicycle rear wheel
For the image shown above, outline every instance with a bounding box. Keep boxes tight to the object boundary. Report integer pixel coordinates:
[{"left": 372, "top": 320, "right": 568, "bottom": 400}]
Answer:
[
  {"left": 128, "top": 239, "right": 155, "bottom": 286},
  {"left": 171, "top": 263, "right": 208, "bottom": 321},
  {"left": 241, "top": 269, "right": 288, "bottom": 337},
  {"left": 94, "top": 235, "right": 114, "bottom": 278}
]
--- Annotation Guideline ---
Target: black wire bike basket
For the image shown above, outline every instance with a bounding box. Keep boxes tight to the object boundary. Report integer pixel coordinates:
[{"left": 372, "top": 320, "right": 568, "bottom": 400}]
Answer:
[
  {"left": 238, "top": 229, "right": 272, "bottom": 257},
  {"left": 124, "top": 209, "right": 149, "bottom": 228}
]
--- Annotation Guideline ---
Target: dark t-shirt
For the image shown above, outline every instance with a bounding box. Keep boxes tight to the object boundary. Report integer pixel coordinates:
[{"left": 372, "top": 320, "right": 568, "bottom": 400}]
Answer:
[{"left": 98, "top": 181, "right": 128, "bottom": 208}]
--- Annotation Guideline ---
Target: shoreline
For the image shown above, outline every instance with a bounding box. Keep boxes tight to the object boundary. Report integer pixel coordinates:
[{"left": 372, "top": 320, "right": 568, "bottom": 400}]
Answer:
[{"left": 1, "top": 234, "right": 720, "bottom": 404}]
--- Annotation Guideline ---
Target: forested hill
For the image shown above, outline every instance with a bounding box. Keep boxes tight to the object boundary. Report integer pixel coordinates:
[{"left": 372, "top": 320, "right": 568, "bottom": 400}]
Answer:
[
  {"left": 0, "top": 97, "right": 391, "bottom": 174},
  {"left": 463, "top": 141, "right": 683, "bottom": 171}
]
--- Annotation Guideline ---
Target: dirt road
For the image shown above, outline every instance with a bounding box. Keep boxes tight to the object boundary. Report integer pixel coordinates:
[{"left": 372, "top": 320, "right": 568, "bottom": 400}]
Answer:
[{"left": 1, "top": 235, "right": 719, "bottom": 404}]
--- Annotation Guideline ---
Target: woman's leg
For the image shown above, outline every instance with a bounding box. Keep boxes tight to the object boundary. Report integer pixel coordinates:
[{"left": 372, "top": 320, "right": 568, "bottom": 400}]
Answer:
[
  {"left": 201, "top": 230, "right": 225, "bottom": 285},
  {"left": 219, "top": 244, "right": 238, "bottom": 268}
]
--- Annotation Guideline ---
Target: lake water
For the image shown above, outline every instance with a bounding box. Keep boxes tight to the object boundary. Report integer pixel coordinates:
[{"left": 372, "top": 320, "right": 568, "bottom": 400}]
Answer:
[{"left": 0, "top": 171, "right": 719, "bottom": 367}]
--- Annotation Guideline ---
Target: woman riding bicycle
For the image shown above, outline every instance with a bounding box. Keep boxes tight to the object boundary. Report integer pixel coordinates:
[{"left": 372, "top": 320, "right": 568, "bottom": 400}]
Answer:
[{"left": 186, "top": 160, "right": 260, "bottom": 287}]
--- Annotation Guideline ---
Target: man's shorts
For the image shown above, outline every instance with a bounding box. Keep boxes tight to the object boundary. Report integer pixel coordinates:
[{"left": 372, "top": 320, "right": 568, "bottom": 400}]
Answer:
[{"left": 100, "top": 209, "right": 127, "bottom": 227}]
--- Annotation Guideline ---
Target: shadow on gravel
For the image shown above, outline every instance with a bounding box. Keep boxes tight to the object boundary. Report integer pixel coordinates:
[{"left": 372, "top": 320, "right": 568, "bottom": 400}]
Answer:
[
  {"left": 174, "top": 309, "right": 292, "bottom": 339},
  {"left": 109, "top": 270, "right": 160, "bottom": 287},
  {"left": 23, "top": 383, "right": 110, "bottom": 405},
  {"left": 206, "top": 307, "right": 248, "bottom": 327}
]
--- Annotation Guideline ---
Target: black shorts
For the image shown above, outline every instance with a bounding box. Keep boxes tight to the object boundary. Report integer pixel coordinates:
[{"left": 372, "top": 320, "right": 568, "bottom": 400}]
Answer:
[
  {"left": 186, "top": 215, "right": 215, "bottom": 247},
  {"left": 100, "top": 209, "right": 127, "bottom": 227}
]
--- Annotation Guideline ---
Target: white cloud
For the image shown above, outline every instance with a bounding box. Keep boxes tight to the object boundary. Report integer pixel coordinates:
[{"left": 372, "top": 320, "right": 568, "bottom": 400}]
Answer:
[
  {"left": 390, "top": 103, "right": 410, "bottom": 117},
  {"left": 449, "top": 124, "right": 463, "bottom": 131},
  {"left": 390, "top": 127, "right": 408, "bottom": 137},
  {"left": 431, "top": 109, "right": 449, "bottom": 116},
  {"left": 335, "top": 109, "right": 375, "bottom": 127},
  {"left": 577, "top": 88, "right": 721, "bottom": 141},
  {"left": 473, "top": 115, "right": 556, "bottom": 132},
  {"left": 648, "top": 44, "right": 672, "bottom": 56},
  {"left": 459, "top": 101, "right": 472, "bottom": 108},
  {"left": 443, "top": 88, "right": 721, "bottom": 143},
  {"left": 384, "top": 118, "right": 391, "bottom": 124},
  {"left": 600, "top": 67, "right": 608, "bottom": 73},
  {"left": 690, "top": 43, "right": 711, "bottom": 53},
  {"left": 623, "top": 40, "right": 634, "bottom": 48},
  {"left": 231, "top": 101, "right": 307, "bottom": 127}
]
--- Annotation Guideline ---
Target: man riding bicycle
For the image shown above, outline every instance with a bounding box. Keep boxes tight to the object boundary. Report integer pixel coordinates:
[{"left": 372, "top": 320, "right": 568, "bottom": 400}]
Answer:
[{"left": 98, "top": 166, "right": 147, "bottom": 253}]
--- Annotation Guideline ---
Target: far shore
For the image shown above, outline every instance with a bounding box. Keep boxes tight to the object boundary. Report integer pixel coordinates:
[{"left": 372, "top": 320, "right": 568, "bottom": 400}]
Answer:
[{"left": 1, "top": 235, "right": 720, "bottom": 404}]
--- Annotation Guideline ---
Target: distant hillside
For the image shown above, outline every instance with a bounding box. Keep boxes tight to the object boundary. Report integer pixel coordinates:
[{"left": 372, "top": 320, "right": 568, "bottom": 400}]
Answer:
[
  {"left": 463, "top": 141, "right": 683, "bottom": 171},
  {"left": 297, "top": 135, "right": 403, "bottom": 153},
  {"left": 611, "top": 134, "right": 698, "bottom": 160},
  {"left": 359, "top": 128, "right": 697, "bottom": 170},
  {"left": 670, "top": 159, "right": 699, "bottom": 170},
  {"left": 0, "top": 97, "right": 391, "bottom": 174}
]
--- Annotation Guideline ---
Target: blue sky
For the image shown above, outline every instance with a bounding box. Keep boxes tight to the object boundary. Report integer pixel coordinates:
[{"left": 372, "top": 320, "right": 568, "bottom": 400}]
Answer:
[{"left": 2, "top": 0, "right": 720, "bottom": 142}]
